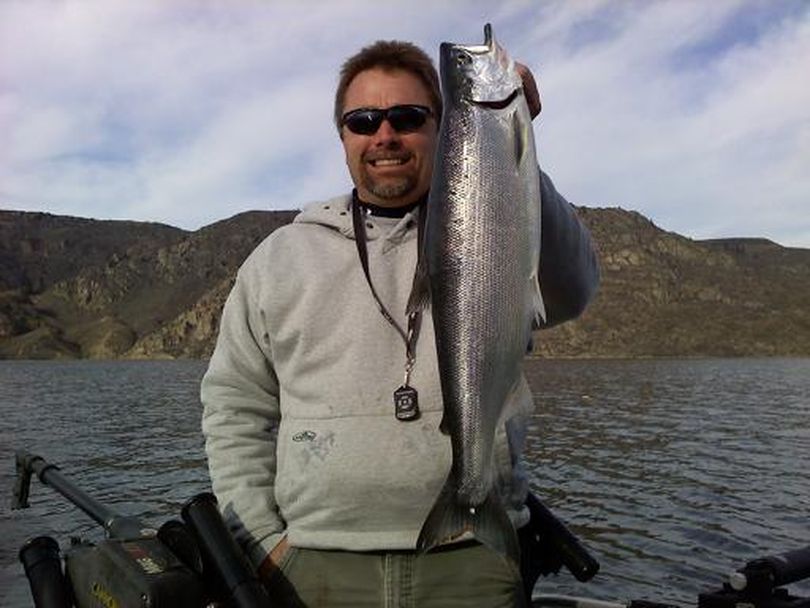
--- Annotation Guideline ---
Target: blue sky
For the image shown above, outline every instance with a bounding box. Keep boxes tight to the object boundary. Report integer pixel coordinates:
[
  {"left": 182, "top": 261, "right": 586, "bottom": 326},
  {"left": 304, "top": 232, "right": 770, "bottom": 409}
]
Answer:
[{"left": 1, "top": 0, "right": 808, "bottom": 247}]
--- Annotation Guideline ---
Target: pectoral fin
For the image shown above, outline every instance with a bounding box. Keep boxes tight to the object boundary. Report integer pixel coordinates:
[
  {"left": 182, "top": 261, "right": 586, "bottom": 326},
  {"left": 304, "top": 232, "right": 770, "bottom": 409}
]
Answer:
[
  {"left": 512, "top": 110, "right": 527, "bottom": 167},
  {"left": 406, "top": 255, "right": 431, "bottom": 314},
  {"left": 530, "top": 271, "right": 546, "bottom": 325}
]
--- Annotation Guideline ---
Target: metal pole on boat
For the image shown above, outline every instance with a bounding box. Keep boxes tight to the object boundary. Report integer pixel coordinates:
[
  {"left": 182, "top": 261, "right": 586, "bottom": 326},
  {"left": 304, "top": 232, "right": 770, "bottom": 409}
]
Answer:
[
  {"left": 728, "top": 546, "right": 810, "bottom": 594},
  {"left": 532, "top": 594, "right": 679, "bottom": 608},
  {"left": 12, "top": 450, "right": 149, "bottom": 539},
  {"left": 532, "top": 594, "right": 629, "bottom": 608},
  {"left": 182, "top": 493, "right": 272, "bottom": 608}
]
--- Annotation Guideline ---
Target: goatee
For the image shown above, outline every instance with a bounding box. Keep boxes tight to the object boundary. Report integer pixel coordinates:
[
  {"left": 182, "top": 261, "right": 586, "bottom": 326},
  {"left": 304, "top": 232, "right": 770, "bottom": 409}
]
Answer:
[{"left": 363, "top": 175, "right": 417, "bottom": 200}]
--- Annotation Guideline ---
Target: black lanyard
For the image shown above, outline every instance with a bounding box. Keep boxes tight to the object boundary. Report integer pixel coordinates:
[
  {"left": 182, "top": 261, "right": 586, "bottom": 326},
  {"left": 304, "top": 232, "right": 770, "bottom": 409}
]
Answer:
[{"left": 351, "top": 193, "right": 426, "bottom": 421}]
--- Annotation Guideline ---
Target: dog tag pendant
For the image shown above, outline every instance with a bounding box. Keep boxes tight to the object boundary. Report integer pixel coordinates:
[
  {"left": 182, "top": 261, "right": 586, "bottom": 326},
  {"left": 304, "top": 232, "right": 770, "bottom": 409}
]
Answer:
[{"left": 394, "top": 385, "right": 420, "bottom": 421}]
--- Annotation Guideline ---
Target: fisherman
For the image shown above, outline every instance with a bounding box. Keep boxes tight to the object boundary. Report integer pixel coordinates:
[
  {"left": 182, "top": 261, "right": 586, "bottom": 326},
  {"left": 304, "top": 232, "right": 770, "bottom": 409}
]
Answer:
[{"left": 201, "top": 37, "right": 599, "bottom": 607}]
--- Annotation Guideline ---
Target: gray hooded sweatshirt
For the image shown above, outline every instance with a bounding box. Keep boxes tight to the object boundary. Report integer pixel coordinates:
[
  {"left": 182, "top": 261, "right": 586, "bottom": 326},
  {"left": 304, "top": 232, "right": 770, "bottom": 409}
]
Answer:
[{"left": 201, "top": 171, "right": 599, "bottom": 568}]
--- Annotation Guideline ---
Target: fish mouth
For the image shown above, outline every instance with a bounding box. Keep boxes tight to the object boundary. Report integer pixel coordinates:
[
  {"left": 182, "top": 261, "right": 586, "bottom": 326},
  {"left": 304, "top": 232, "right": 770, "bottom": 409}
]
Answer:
[
  {"left": 446, "top": 23, "right": 494, "bottom": 56},
  {"left": 469, "top": 88, "right": 521, "bottom": 110},
  {"left": 444, "top": 24, "right": 522, "bottom": 108}
]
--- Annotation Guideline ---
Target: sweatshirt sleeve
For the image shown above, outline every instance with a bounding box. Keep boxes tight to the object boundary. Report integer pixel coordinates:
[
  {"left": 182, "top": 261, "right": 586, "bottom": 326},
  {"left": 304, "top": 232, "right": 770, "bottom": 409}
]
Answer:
[
  {"left": 200, "top": 267, "right": 285, "bottom": 569},
  {"left": 537, "top": 169, "right": 600, "bottom": 327}
]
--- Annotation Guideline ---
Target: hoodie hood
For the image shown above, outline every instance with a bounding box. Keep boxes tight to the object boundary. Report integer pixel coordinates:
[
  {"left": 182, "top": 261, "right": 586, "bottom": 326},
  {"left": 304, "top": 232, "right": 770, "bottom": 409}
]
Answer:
[{"left": 294, "top": 193, "right": 421, "bottom": 250}]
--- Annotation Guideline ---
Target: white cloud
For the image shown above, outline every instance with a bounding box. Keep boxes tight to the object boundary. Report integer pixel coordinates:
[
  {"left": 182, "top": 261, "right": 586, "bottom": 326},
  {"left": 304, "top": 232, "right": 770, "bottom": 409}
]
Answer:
[
  {"left": 0, "top": 0, "right": 808, "bottom": 246},
  {"left": 534, "top": 0, "right": 810, "bottom": 246}
]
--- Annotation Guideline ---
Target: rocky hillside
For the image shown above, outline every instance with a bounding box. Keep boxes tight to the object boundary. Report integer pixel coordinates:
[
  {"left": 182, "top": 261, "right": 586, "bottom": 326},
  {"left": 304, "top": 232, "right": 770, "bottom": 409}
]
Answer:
[
  {"left": 0, "top": 210, "right": 296, "bottom": 359},
  {"left": 0, "top": 207, "right": 807, "bottom": 359},
  {"left": 534, "top": 208, "right": 810, "bottom": 357}
]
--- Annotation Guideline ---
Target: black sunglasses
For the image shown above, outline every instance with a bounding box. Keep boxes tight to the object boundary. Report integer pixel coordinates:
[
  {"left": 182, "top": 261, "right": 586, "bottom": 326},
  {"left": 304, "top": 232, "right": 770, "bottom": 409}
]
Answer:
[{"left": 341, "top": 104, "right": 432, "bottom": 136}]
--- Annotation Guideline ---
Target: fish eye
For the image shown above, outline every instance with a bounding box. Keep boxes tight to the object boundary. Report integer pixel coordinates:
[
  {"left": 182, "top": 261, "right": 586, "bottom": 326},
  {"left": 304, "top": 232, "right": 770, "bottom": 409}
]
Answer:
[{"left": 456, "top": 51, "right": 473, "bottom": 67}]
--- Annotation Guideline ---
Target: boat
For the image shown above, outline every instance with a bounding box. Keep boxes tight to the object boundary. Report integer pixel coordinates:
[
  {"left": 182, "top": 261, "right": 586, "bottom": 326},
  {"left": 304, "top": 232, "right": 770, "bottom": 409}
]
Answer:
[{"left": 13, "top": 450, "right": 810, "bottom": 608}]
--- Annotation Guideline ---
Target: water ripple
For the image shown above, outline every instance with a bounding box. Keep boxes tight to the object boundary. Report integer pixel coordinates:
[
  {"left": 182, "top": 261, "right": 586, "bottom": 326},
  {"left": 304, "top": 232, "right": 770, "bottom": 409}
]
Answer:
[
  {"left": 1, "top": 358, "right": 808, "bottom": 606},
  {"left": 525, "top": 358, "right": 810, "bottom": 604}
]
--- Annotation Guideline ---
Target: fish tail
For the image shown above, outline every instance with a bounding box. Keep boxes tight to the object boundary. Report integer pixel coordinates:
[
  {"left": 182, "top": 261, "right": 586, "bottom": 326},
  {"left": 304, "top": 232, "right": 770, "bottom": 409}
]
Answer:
[{"left": 417, "top": 477, "right": 520, "bottom": 565}]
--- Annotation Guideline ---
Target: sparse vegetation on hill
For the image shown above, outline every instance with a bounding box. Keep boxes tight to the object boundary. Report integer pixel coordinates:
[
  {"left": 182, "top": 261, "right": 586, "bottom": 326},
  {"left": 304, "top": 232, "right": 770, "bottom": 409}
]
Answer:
[{"left": 0, "top": 207, "right": 807, "bottom": 360}]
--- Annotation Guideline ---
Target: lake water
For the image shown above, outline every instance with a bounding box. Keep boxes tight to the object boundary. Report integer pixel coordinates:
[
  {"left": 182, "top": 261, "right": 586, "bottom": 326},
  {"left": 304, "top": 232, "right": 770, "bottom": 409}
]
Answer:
[{"left": 1, "top": 358, "right": 808, "bottom": 606}]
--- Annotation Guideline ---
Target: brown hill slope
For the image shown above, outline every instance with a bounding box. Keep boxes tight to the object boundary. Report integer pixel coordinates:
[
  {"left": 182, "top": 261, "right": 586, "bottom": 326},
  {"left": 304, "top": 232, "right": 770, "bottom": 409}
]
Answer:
[
  {"left": 0, "top": 210, "right": 296, "bottom": 358},
  {"left": 534, "top": 208, "right": 810, "bottom": 357},
  {"left": 0, "top": 207, "right": 807, "bottom": 359},
  {"left": 0, "top": 211, "right": 185, "bottom": 293}
]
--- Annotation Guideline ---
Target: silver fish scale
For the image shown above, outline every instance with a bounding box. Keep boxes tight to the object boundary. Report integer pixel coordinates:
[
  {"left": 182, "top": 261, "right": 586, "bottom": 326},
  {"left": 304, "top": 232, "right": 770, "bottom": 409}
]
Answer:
[{"left": 427, "top": 97, "right": 541, "bottom": 505}]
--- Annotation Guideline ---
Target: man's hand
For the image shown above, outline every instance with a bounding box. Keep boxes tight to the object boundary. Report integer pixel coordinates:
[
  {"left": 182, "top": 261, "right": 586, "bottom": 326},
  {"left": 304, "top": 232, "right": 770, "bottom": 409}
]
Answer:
[
  {"left": 516, "top": 62, "right": 542, "bottom": 120},
  {"left": 258, "top": 536, "right": 290, "bottom": 582}
]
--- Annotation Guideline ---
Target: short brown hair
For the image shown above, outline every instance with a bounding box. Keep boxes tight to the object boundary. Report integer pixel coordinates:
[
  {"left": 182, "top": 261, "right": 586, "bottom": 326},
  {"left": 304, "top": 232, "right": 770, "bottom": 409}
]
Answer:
[{"left": 334, "top": 40, "right": 442, "bottom": 132}]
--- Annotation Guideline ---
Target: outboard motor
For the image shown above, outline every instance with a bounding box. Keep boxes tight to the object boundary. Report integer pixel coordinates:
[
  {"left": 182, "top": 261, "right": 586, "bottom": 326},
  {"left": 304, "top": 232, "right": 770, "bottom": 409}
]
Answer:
[{"left": 11, "top": 449, "right": 270, "bottom": 608}]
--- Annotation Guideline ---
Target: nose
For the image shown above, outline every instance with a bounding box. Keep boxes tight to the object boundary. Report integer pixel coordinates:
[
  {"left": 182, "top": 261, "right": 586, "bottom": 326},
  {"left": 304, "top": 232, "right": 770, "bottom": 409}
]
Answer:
[{"left": 371, "top": 118, "right": 400, "bottom": 145}]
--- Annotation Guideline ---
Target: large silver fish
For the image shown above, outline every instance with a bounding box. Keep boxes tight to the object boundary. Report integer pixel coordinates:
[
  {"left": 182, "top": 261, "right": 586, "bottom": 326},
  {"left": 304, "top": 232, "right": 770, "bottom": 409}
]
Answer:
[{"left": 409, "top": 24, "right": 544, "bottom": 562}]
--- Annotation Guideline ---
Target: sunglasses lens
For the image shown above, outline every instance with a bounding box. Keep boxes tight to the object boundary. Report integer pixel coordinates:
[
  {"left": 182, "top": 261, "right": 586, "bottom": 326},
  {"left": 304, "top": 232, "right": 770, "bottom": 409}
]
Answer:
[
  {"left": 388, "top": 106, "right": 428, "bottom": 132},
  {"left": 344, "top": 110, "right": 383, "bottom": 135},
  {"left": 342, "top": 105, "right": 430, "bottom": 135}
]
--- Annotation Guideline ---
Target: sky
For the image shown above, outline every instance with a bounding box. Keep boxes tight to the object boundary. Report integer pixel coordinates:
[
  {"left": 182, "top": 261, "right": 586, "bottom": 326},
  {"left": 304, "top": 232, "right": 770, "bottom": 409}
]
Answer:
[{"left": 1, "top": 0, "right": 809, "bottom": 247}]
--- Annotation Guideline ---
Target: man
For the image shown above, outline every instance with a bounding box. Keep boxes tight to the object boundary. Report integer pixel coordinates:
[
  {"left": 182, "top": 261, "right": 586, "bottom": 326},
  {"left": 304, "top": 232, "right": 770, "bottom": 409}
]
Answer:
[{"left": 202, "top": 39, "right": 599, "bottom": 607}]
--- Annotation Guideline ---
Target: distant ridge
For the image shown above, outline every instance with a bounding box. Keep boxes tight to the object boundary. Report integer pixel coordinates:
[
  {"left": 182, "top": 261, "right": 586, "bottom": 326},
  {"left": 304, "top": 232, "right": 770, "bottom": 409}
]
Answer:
[{"left": 1, "top": 207, "right": 808, "bottom": 359}]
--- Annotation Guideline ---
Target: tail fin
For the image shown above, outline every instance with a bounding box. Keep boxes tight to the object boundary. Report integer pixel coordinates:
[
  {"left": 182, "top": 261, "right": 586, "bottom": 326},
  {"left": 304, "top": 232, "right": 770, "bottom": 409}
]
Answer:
[{"left": 417, "top": 477, "right": 520, "bottom": 565}]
